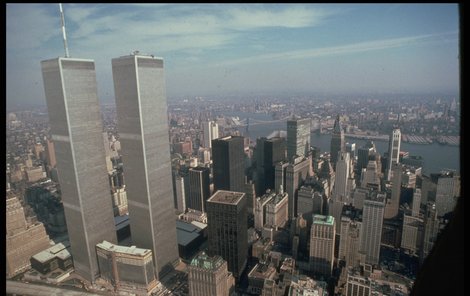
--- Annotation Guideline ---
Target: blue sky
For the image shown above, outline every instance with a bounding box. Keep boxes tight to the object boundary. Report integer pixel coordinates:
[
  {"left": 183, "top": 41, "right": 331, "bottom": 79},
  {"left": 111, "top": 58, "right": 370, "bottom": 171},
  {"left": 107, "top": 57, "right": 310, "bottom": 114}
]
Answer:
[{"left": 6, "top": 3, "right": 459, "bottom": 107}]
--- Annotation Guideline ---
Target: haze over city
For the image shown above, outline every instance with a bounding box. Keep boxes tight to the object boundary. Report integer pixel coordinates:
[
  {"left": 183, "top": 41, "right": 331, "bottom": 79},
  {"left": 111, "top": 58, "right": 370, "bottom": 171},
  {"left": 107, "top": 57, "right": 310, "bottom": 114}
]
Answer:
[{"left": 7, "top": 3, "right": 459, "bottom": 108}]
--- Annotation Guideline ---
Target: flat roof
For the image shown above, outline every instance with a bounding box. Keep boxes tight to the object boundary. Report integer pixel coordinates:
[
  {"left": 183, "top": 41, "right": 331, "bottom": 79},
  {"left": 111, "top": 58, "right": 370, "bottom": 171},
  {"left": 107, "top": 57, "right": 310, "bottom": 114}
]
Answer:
[
  {"left": 96, "top": 240, "right": 151, "bottom": 257},
  {"left": 176, "top": 220, "right": 203, "bottom": 246},
  {"left": 208, "top": 190, "right": 245, "bottom": 205},
  {"left": 312, "top": 215, "right": 335, "bottom": 226},
  {"left": 32, "top": 242, "right": 71, "bottom": 263}
]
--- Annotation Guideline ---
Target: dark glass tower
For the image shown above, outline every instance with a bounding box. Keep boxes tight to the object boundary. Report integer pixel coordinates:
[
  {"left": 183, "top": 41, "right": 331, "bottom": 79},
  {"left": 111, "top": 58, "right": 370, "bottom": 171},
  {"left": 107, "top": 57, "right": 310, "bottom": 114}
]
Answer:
[
  {"left": 188, "top": 166, "right": 211, "bottom": 212},
  {"left": 330, "top": 114, "right": 345, "bottom": 169},
  {"left": 207, "top": 190, "right": 247, "bottom": 279},
  {"left": 212, "top": 136, "right": 245, "bottom": 193},
  {"left": 256, "top": 136, "right": 286, "bottom": 195}
]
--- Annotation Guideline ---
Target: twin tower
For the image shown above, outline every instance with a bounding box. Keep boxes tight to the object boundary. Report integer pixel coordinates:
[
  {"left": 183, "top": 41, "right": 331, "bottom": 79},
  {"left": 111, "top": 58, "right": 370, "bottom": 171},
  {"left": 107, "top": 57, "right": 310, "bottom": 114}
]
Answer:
[{"left": 41, "top": 54, "right": 179, "bottom": 282}]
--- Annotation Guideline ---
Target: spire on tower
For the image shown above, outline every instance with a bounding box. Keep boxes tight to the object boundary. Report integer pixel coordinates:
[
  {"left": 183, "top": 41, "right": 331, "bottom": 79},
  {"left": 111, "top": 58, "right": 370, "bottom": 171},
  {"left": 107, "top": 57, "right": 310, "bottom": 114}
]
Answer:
[{"left": 59, "top": 3, "right": 70, "bottom": 58}]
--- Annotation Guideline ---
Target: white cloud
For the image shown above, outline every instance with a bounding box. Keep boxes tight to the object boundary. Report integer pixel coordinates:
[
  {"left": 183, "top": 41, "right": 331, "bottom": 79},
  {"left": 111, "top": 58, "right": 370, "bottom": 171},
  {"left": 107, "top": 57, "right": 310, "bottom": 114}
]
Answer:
[{"left": 215, "top": 32, "right": 459, "bottom": 66}]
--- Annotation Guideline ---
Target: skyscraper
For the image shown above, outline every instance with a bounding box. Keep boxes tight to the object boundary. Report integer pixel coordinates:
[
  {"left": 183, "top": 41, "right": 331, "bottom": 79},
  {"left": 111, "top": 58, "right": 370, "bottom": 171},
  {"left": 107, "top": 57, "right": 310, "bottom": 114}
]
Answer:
[
  {"left": 435, "top": 171, "right": 460, "bottom": 216},
  {"left": 207, "top": 190, "right": 248, "bottom": 279},
  {"left": 188, "top": 252, "right": 235, "bottom": 296},
  {"left": 384, "top": 163, "right": 402, "bottom": 219},
  {"left": 41, "top": 57, "right": 117, "bottom": 282},
  {"left": 203, "top": 121, "right": 219, "bottom": 149},
  {"left": 188, "top": 166, "right": 211, "bottom": 212},
  {"left": 112, "top": 53, "right": 179, "bottom": 278},
  {"left": 6, "top": 195, "right": 51, "bottom": 278},
  {"left": 360, "top": 193, "right": 385, "bottom": 265},
  {"left": 330, "top": 115, "right": 345, "bottom": 168},
  {"left": 256, "top": 136, "right": 286, "bottom": 195},
  {"left": 285, "top": 156, "right": 311, "bottom": 220},
  {"left": 287, "top": 118, "right": 311, "bottom": 161},
  {"left": 386, "top": 128, "right": 401, "bottom": 181},
  {"left": 212, "top": 136, "right": 245, "bottom": 192},
  {"left": 309, "top": 215, "right": 335, "bottom": 277},
  {"left": 333, "top": 151, "right": 350, "bottom": 202}
]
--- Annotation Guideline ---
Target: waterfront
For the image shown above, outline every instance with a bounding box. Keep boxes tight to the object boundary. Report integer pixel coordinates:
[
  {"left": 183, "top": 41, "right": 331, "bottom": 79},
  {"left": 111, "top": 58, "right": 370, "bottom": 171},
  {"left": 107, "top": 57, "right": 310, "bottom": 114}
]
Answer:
[{"left": 220, "top": 111, "right": 460, "bottom": 176}]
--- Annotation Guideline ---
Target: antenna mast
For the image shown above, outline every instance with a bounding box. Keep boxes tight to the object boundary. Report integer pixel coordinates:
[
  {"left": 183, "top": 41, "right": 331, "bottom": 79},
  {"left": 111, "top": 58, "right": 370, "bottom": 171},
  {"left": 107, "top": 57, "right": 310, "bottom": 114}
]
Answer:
[{"left": 59, "top": 3, "right": 70, "bottom": 58}]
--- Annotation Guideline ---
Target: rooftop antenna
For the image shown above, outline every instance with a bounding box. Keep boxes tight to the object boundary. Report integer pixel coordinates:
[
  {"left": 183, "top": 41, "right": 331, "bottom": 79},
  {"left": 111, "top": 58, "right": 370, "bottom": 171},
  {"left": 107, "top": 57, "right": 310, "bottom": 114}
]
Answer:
[{"left": 59, "top": 3, "right": 70, "bottom": 58}]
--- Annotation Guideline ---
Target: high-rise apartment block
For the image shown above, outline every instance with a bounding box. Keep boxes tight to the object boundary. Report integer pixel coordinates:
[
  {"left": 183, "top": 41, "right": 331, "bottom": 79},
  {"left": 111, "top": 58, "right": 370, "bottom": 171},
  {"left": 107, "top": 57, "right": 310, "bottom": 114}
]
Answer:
[
  {"left": 188, "top": 252, "right": 235, "bottom": 296},
  {"left": 212, "top": 136, "right": 245, "bottom": 193},
  {"left": 41, "top": 57, "right": 117, "bottom": 281},
  {"left": 207, "top": 190, "right": 247, "bottom": 279},
  {"left": 287, "top": 118, "right": 311, "bottom": 161},
  {"left": 309, "top": 215, "right": 335, "bottom": 277},
  {"left": 112, "top": 53, "right": 179, "bottom": 278}
]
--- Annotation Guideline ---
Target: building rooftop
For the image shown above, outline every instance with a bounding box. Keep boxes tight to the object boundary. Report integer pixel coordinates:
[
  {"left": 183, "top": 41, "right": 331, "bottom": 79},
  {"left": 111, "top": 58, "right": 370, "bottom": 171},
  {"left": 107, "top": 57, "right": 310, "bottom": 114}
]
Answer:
[
  {"left": 312, "top": 215, "right": 335, "bottom": 226},
  {"left": 208, "top": 190, "right": 245, "bottom": 205},
  {"left": 96, "top": 240, "right": 152, "bottom": 257},
  {"left": 32, "top": 241, "right": 71, "bottom": 263},
  {"left": 176, "top": 220, "right": 203, "bottom": 247},
  {"left": 190, "top": 252, "right": 224, "bottom": 270}
]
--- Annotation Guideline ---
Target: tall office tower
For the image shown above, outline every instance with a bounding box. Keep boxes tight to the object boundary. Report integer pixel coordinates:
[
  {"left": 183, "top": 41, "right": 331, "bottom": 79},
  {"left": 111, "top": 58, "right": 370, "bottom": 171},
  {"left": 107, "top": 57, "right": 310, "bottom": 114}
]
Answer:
[
  {"left": 44, "top": 137, "right": 57, "bottom": 168},
  {"left": 384, "top": 163, "right": 402, "bottom": 219},
  {"left": 361, "top": 160, "right": 381, "bottom": 191},
  {"left": 6, "top": 196, "right": 50, "bottom": 278},
  {"left": 212, "top": 136, "right": 245, "bottom": 193},
  {"left": 112, "top": 53, "right": 178, "bottom": 279},
  {"left": 338, "top": 217, "right": 362, "bottom": 268},
  {"left": 285, "top": 156, "right": 311, "bottom": 220},
  {"left": 345, "top": 273, "right": 371, "bottom": 296},
  {"left": 207, "top": 190, "right": 248, "bottom": 279},
  {"left": 360, "top": 193, "right": 385, "bottom": 265},
  {"left": 255, "top": 137, "right": 286, "bottom": 195},
  {"left": 265, "top": 190, "right": 289, "bottom": 228},
  {"left": 420, "top": 203, "right": 440, "bottom": 263},
  {"left": 330, "top": 114, "right": 345, "bottom": 169},
  {"left": 401, "top": 215, "right": 424, "bottom": 254},
  {"left": 420, "top": 174, "right": 437, "bottom": 205},
  {"left": 297, "top": 186, "right": 323, "bottom": 224},
  {"left": 333, "top": 151, "right": 350, "bottom": 202},
  {"left": 412, "top": 188, "right": 422, "bottom": 217},
  {"left": 386, "top": 128, "right": 401, "bottom": 181},
  {"left": 188, "top": 252, "right": 235, "bottom": 296},
  {"left": 275, "top": 161, "right": 290, "bottom": 194},
  {"left": 244, "top": 181, "right": 257, "bottom": 216},
  {"left": 254, "top": 192, "right": 275, "bottom": 230},
  {"left": 188, "top": 166, "right": 211, "bottom": 212},
  {"left": 309, "top": 215, "right": 335, "bottom": 277},
  {"left": 357, "top": 145, "right": 374, "bottom": 172},
  {"left": 203, "top": 121, "right": 219, "bottom": 148},
  {"left": 41, "top": 57, "right": 117, "bottom": 282},
  {"left": 346, "top": 142, "right": 356, "bottom": 160},
  {"left": 287, "top": 118, "right": 311, "bottom": 161},
  {"left": 435, "top": 171, "right": 460, "bottom": 216},
  {"left": 173, "top": 173, "right": 186, "bottom": 213}
]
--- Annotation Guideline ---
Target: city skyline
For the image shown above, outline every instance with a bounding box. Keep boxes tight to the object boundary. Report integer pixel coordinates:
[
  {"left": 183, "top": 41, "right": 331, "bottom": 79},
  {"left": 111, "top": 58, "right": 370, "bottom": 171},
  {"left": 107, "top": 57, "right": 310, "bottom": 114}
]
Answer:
[{"left": 7, "top": 3, "right": 459, "bottom": 108}]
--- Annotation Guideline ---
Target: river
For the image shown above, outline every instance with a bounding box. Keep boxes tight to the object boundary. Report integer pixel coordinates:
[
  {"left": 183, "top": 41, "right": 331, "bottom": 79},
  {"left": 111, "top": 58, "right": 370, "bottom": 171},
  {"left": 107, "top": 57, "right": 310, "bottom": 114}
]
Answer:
[{"left": 218, "top": 111, "right": 460, "bottom": 176}]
